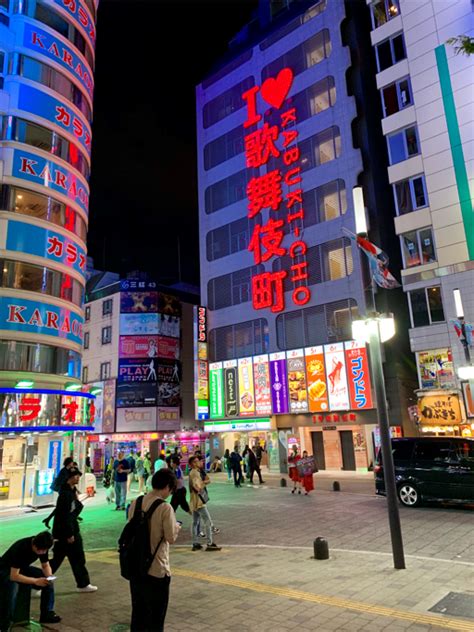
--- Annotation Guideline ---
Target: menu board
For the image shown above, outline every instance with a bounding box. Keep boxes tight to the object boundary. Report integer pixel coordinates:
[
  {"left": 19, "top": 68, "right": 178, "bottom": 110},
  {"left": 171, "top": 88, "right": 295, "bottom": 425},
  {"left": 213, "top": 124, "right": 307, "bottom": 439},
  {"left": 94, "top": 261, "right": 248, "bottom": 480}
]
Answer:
[
  {"left": 286, "top": 349, "right": 308, "bottom": 413},
  {"left": 304, "top": 346, "right": 329, "bottom": 412},
  {"left": 238, "top": 357, "right": 255, "bottom": 416},
  {"left": 269, "top": 352, "right": 289, "bottom": 414},
  {"left": 209, "top": 362, "right": 224, "bottom": 419},
  {"left": 323, "top": 343, "right": 350, "bottom": 411},
  {"left": 345, "top": 341, "right": 373, "bottom": 410},
  {"left": 253, "top": 354, "right": 272, "bottom": 416}
]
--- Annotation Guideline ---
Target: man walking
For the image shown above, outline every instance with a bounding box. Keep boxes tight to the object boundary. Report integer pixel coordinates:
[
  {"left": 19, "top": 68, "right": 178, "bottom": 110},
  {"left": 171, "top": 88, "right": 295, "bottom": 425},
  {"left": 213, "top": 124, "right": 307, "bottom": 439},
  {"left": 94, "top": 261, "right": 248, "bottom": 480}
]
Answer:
[
  {"left": 0, "top": 531, "right": 61, "bottom": 630},
  {"left": 127, "top": 451, "right": 136, "bottom": 493},
  {"left": 114, "top": 451, "right": 131, "bottom": 510},
  {"left": 50, "top": 456, "right": 75, "bottom": 493},
  {"left": 230, "top": 448, "right": 243, "bottom": 487},
  {"left": 50, "top": 468, "right": 97, "bottom": 593},
  {"left": 248, "top": 446, "right": 265, "bottom": 484},
  {"left": 127, "top": 468, "right": 180, "bottom": 632},
  {"left": 188, "top": 456, "right": 221, "bottom": 552}
]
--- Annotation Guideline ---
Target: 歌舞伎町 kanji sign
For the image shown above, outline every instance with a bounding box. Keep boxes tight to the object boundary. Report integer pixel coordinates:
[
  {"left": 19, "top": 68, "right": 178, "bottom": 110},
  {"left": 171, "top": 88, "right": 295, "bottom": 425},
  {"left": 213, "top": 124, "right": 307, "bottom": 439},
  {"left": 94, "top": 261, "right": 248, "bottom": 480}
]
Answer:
[{"left": 242, "top": 68, "right": 310, "bottom": 314}]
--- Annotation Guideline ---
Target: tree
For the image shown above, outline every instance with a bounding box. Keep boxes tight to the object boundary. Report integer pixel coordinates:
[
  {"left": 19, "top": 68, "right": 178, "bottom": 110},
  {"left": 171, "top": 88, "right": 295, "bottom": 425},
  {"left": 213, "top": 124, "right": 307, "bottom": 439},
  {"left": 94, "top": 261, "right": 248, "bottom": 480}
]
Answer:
[{"left": 446, "top": 35, "right": 474, "bottom": 56}]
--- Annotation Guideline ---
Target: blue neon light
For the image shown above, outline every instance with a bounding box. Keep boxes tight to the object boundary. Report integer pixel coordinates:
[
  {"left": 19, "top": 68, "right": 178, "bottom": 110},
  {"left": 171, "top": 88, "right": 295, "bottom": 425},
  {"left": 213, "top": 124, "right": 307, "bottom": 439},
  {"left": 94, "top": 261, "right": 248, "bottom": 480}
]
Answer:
[
  {"left": 0, "top": 426, "right": 95, "bottom": 433},
  {"left": 0, "top": 388, "right": 95, "bottom": 399}
]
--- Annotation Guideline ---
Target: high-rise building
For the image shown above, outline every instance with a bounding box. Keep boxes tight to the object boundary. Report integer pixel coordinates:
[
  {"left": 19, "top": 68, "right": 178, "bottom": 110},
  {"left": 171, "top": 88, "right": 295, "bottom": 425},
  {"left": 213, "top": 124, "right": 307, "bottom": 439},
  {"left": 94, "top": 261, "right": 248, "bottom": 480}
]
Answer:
[
  {"left": 0, "top": 0, "right": 98, "bottom": 505},
  {"left": 368, "top": 0, "right": 474, "bottom": 435},
  {"left": 196, "top": 0, "right": 417, "bottom": 471}
]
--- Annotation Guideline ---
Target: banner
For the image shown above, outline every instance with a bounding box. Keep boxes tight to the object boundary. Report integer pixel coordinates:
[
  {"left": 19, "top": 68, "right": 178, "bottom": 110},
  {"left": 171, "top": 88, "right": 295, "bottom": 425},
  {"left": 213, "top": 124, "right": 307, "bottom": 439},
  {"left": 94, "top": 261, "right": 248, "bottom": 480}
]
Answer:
[
  {"left": 209, "top": 362, "right": 224, "bottom": 419},
  {"left": 238, "top": 357, "right": 255, "bottom": 416},
  {"left": 157, "top": 336, "right": 180, "bottom": 360},
  {"left": 223, "top": 360, "right": 238, "bottom": 418},
  {"left": 269, "top": 352, "right": 289, "bottom": 414},
  {"left": 305, "top": 346, "right": 329, "bottom": 413},
  {"left": 157, "top": 407, "right": 181, "bottom": 431},
  {"left": 102, "top": 379, "right": 115, "bottom": 433},
  {"left": 344, "top": 341, "right": 373, "bottom": 410},
  {"left": 120, "top": 292, "right": 158, "bottom": 313},
  {"left": 116, "top": 407, "right": 157, "bottom": 433},
  {"left": 118, "top": 358, "right": 158, "bottom": 383},
  {"left": 324, "top": 343, "right": 350, "bottom": 410},
  {"left": 158, "top": 293, "right": 182, "bottom": 317},
  {"left": 119, "top": 335, "right": 158, "bottom": 358},
  {"left": 286, "top": 349, "right": 308, "bottom": 413},
  {"left": 157, "top": 314, "right": 180, "bottom": 338},
  {"left": 157, "top": 360, "right": 181, "bottom": 407},
  {"left": 120, "top": 313, "right": 158, "bottom": 335},
  {"left": 116, "top": 382, "right": 157, "bottom": 408},
  {"left": 253, "top": 354, "right": 272, "bottom": 416},
  {"left": 296, "top": 455, "right": 317, "bottom": 477}
]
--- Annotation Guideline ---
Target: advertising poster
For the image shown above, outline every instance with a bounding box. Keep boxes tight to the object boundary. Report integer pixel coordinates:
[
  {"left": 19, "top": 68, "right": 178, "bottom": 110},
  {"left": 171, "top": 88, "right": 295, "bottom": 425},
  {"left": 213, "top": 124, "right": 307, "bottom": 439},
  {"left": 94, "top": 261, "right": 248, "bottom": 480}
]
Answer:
[
  {"left": 223, "top": 359, "right": 238, "bottom": 418},
  {"left": 157, "top": 360, "right": 181, "bottom": 407},
  {"left": 323, "top": 343, "right": 350, "bottom": 411},
  {"left": 116, "top": 407, "right": 157, "bottom": 433},
  {"left": 157, "top": 407, "right": 181, "bottom": 431},
  {"left": 462, "top": 382, "right": 474, "bottom": 418},
  {"left": 89, "top": 381, "right": 104, "bottom": 433},
  {"left": 118, "top": 358, "right": 158, "bottom": 382},
  {"left": 157, "top": 336, "right": 180, "bottom": 360},
  {"left": 116, "top": 382, "right": 157, "bottom": 408},
  {"left": 197, "top": 360, "right": 208, "bottom": 400},
  {"left": 417, "top": 349, "right": 456, "bottom": 389},
  {"left": 209, "top": 362, "right": 224, "bottom": 419},
  {"left": 120, "top": 292, "right": 158, "bottom": 313},
  {"left": 269, "top": 352, "right": 289, "bottom": 415},
  {"left": 120, "top": 313, "right": 158, "bottom": 335},
  {"left": 238, "top": 357, "right": 255, "bottom": 416},
  {"left": 102, "top": 379, "right": 116, "bottom": 433},
  {"left": 158, "top": 293, "right": 182, "bottom": 317},
  {"left": 286, "top": 349, "right": 309, "bottom": 413},
  {"left": 253, "top": 354, "right": 272, "bottom": 416},
  {"left": 119, "top": 335, "right": 159, "bottom": 359},
  {"left": 304, "top": 346, "right": 329, "bottom": 413},
  {"left": 157, "top": 314, "right": 180, "bottom": 338},
  {"left": 48, "top": 440, "right": 62, "bottom": 475},
  {"left": 344, "top": 341, "right": 373, "bottom": 410}
]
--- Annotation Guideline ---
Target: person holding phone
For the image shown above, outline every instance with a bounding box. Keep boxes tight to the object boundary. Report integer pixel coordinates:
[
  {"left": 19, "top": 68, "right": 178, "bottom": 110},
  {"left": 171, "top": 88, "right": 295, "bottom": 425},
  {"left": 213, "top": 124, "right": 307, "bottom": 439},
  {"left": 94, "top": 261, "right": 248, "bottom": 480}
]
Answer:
[{"left": 0, "top": 531, "right": 61, "bottom": 630}]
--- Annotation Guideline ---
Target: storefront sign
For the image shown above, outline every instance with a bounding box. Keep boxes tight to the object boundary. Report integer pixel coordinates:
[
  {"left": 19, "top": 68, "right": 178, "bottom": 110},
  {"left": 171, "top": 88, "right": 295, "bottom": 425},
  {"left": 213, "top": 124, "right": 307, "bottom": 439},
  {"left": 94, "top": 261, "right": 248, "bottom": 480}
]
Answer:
[
  {"left": 120, "top": 313, "right": 159, "bottom": 335},
  {"left": 204, "top": 418, "right": 271, "bottom": 433},
  {"left": 3, "top": 220, "right": 86, "bottom": 277},
  {"left": 324, "top": 343, "right": 350, "bottom": 411},
  {"left": 196, "top": 306, "right": 207, "bottom": 342},
  {"left": 116, "top": 407, "right": 157, "bottom": 432},
  {"left": 102, "top": 379, "right": 116, "bottom": 433},
  {"left": 118, "top": 358, "right": 158, "bottom": 383},
  {"left": 22, "top": 23, "right": 94, "bottom": 99},
  {"left": 48, "top": 440, "right": 62, "bottom": 475},
  {"left": 157, "top": 360, "right": 181, "bottom": 407},
  {"left": 193, "top": 305, "right": 209, "bottom": 413},
  {"left": 223, "top": 360, "right": 238, "bottom": 417},
  {"left": 305, "top": 346, "right": 329, "bottom": 413},
  {"left": 209, "top": 362, "right": 224, "bottom": 419},
  {"left": 344, "top": 341, "right": 373, "bottom": 410},
  {"left": 52, "top": 0, "right": 96, "bottom": 52},
  {"left": 417, "top": 349, "right": 456, "bottom": 389},
  {"left": 12, "top": 149, "right": 89, "bottom": 216},
  {"left": 313, "top": 413, "right": 357, "bottom": 424},
  {"left": 238, "top": 357, "right": 255, "bottom": 416},
  {"left": 418, "top": 393, "right": 463, "bottom": 424},
  {"left": 120, "top": 280, "right": 157, "bottom": 291},
  {"left": 269, "top": 352, "right": 289, "bottom": 414},
  {"left": 253, "top": 354, "right": 272, "bottom": 416},
  {"left": 17, "top": 84, "right": 91, "bottom": 156},
  {"left": 116, "top": 382, "right": 157, "bottom": 408},
  {"left": 0, "top": 296, "right": 83, "bottom": 346},
  {"left": 120, "top": 291, "right": 158, "bottom": 313},
  {"left": 286, "top": 349, "right": 308, "bottom": 413}
]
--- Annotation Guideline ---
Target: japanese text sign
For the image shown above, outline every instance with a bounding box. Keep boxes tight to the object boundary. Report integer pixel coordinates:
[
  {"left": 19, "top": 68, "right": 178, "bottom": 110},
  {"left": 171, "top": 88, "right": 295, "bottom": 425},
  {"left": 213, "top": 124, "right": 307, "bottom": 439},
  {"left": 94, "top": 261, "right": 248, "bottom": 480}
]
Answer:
[
  {"left": 344, "top": 341, "right": 373, "bottom": 410},
  {"left": 253, "top": 354, "right": 272, "bottom": 416},
  {"left": 0, "top": 391, "right": 94, "bottom": 430},
  {"left": 223, "top": 359, "right": 238, "bottom": 418},
  {"left": 209, "top": 362, "right": 224, "bottom": 419},
  {"left": 118, "top": 358, "right": 158, "bottom": 383},
  {"left": 238, "top": 357, "right": 255, "bottom": 416},
  {"left": 52, "top": 0, "right": 96, "bottom": 52},
  {"left": 418, "top": 394, "right": 462, "bottom": 424},
  {"left": 269, "top": 352, "right": 289, "bottom": 414},
  {"left": 286, "top": 348, "right": 308, "bottom": 413},
  {"left": 305, "top": 346, "right": 329, "bottom": 413}
]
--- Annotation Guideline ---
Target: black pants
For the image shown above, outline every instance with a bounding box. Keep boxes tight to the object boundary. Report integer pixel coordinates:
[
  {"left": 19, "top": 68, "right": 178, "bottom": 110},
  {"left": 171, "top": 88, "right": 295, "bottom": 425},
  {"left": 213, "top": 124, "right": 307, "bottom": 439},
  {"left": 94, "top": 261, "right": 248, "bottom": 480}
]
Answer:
[
  {"left": 232, "top": 467, "right": 243, "bottom": 486},
  {"left": 50, "top": 534, "right": 90, "bottom": 588},
  {"left": 170, "top": 487, "right": 189, "bottom": 513},
  {"left": 250, "top": 465, "right": 263, "bottom": 483},
  {"left": 0, "top": 566, "right": 55, "bottom": 631},
  {"left": 130, "top": 574, "right": 171, "bottom": 632}
]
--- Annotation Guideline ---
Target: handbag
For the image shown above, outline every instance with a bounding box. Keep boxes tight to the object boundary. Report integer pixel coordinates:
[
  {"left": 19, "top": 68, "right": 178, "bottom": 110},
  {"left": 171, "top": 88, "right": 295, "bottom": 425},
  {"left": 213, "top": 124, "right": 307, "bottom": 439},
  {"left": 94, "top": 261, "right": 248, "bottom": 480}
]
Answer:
[{"left": 198, "top": 487, "right": 209, "bottom": 504}]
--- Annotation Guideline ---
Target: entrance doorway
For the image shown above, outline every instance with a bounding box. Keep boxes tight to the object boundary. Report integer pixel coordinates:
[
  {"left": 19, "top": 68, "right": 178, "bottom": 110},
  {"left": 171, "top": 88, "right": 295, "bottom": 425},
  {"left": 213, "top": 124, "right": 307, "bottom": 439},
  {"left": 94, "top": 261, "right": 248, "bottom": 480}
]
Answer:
[
  {"left": 311, "top": 431, "right": 326, "bottom": 470},
  {"left": 340, "top": 430, "right": 356, "bottom": 470}
]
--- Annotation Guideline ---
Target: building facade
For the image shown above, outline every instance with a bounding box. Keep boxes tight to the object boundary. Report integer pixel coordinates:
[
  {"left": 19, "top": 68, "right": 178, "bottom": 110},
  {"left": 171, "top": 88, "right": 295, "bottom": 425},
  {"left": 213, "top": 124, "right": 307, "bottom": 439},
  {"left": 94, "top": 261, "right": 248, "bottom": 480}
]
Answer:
[
  {"left": 368, "top": 0, "right": 474, "bottom": 436},
  {"left": 0, "top": 0, "right": 98, "bottom": 506},
  {"left": 196, "top": 0, "right": 417, "bottom": 471}
]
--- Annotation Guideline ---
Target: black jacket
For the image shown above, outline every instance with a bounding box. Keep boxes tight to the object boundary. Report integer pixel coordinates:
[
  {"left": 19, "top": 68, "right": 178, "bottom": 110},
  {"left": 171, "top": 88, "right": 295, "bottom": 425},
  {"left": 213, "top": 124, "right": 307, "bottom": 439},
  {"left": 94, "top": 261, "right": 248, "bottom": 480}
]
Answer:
[{"left": 52, "top": 485, "right": 84, "bottom": 540}]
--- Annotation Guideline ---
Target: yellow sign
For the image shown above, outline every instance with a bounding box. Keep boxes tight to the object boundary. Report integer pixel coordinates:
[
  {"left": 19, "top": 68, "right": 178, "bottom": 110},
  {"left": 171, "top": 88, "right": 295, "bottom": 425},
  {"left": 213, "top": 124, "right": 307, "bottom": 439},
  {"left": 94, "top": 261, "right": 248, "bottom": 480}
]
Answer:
[{"left": 418, "top": 394, "right": 463, "bottom": 424}]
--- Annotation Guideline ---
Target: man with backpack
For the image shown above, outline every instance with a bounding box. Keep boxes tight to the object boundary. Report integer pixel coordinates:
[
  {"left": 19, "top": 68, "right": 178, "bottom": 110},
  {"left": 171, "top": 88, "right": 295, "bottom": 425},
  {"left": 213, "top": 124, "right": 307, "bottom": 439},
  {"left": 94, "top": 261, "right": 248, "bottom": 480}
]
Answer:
[
  {"left": 50, "top": 457, "right": 75, "bottom": 493},
  {"left": 123, "top": 468, "right": 180, "bottom": 632}
]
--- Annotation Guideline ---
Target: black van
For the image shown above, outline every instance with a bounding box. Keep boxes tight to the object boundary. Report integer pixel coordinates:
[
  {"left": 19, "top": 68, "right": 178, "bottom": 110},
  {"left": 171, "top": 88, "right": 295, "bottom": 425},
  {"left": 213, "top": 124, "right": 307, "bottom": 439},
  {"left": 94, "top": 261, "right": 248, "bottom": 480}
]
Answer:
[{"left": 375, "top": 437, "right": 474, "bottom": 507}]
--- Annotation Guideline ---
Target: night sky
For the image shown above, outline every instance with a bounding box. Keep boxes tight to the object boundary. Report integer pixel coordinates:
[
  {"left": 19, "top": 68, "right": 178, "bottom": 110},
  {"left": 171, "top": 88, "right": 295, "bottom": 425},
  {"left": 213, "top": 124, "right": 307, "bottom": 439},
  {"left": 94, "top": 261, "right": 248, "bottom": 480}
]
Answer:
[{"left": 87, "top": 0, "right": 259, "bottom": 286}]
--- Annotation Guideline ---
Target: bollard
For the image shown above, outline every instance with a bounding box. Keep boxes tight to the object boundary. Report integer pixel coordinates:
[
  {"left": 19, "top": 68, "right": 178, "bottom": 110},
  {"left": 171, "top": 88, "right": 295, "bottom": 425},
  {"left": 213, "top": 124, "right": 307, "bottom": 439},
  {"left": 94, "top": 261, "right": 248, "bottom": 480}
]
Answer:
[
  {"left": 280, "top": 477, "right": 287, "bottom": 487},
  {"left": 333, "top": 481, "right": 341, "bottom": 492},
  {"left": 313, "top": 537, "right": 329, "bottom": 560}
]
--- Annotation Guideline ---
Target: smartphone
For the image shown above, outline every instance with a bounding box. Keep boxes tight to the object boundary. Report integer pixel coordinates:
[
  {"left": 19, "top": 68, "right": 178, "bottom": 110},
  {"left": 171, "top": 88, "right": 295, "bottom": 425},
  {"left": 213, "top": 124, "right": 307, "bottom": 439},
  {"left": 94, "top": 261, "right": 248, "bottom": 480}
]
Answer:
[{"left": 46, "top": 576, "right": 57, "bottom": 582}]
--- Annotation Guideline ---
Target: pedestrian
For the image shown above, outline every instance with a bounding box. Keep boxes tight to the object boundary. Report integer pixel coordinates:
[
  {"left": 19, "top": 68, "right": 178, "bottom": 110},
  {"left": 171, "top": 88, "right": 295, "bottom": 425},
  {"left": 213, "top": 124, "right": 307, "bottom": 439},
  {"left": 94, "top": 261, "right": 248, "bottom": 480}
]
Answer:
[
  {"left": 85, "top": 456, "right": 92, "bottom": 473},
  {"left": 50, "top": 456, "right": 75, "bottom": 493},
  {"left": 169, "top": 456, "right": 191, "bottom": 515},
  {"left": 242, "top": 445, "right": 250, "bottom": 478},
  {"left": 143, "top": 452, "right": 151, "bottom": 479},
  {"left": 104, "top": 459, "right": 115, "bottom": 504},
  {"left": 0, "top": 531, "right": 61, "bottom": 630},
  {"left": 223, "top": 449, "right": 232, "bottom": 481},
  {"left": 255, "top": 443, "right": 264, "bottom": 466},
  {"left": 248, "top": 446, "right": 265, "bottom": 485},
  {"left": 127, "top": 468, "right": 180, "bottom": 632},
  {"left": 127, "top": 451, "right": 136, "bottom": 493},
  {"left": 301, "top": 450, "right": 315, "bottom": 496},
  {"left": 114, "top": 451, "right": 131, "bottom": 510},
  {"left": 188, "top": 456, "right": 221, "bottom": 551},
  {"left": 288, "top": 445, "right": 302, "bottom": 494},
  {"left": 154, "top": 453, "right": 166, "bottom": 474},
  {"left": 50, "top": 468, "right": 97, "bottom": 593},
  {"left": 210, "top": 456, "right": 222, "bottom": 472},
  {"left": 136, "top": 452, "right": 146, "bottom": 494},
  {"left": 230, "top": 448, "right": 243, "bottom": 487}
]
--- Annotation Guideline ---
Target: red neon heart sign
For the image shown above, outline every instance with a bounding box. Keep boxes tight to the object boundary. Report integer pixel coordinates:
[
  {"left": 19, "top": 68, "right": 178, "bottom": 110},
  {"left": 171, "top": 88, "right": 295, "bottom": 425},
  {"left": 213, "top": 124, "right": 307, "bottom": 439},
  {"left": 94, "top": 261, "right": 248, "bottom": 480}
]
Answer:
[{"left": 260, "top": 68, "right": 294, "bottom": 109}]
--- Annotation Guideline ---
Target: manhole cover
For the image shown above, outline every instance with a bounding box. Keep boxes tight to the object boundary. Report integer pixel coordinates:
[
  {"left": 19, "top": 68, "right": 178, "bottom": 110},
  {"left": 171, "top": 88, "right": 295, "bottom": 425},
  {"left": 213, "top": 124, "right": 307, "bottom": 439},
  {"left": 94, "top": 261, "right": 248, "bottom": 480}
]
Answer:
[{"left": 429, "top": 592, "right": 474, "bottom": 619}]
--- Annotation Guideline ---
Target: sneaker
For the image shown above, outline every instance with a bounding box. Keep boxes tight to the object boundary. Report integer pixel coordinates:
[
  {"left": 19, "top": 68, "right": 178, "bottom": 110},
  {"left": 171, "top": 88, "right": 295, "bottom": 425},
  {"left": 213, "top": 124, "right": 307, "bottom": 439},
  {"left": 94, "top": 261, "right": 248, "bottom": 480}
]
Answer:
[
  {"left": 205, "top": 543, "right": 222, "bottom": 551},
  {"left": 76, "top": 584, "right": 98, "bottom": 593},
  {"left": 211, "top": 527, "right": 220, "bottom": 534},
  {"left": 260, "top": 481, "right": 266, "bottom": 484},
  {"left": 39, "top": 611, "right": 62, "bottom": 624},
  {"left": 199, "top": 531, "right": 206, "bottom": 538},
  {"left": 115, "top": 506, "right": 121, "bottom": 511},
  {"left": 192, "top": 543, "right": 203, "bottom": 551}
]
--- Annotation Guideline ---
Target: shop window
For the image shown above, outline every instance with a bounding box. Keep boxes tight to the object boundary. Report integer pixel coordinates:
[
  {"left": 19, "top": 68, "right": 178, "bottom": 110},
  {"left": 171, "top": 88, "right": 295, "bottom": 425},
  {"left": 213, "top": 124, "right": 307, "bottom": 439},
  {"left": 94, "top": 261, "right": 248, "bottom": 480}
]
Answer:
[
  {"left": 394, "top": 175, "right": 428, "bottom": 215},
  {"left": 371, "top": 0, "right": 400, "bottom": 28},
  {"left": 376, "top": 33, "right": 406, "bottom": 72},
  {"left": 381, "top": 77, "right": 413, "bottom": 117},
  {"left": 387, "top": 126, "right": 419, "bottom": 164},
  {"left": 409, "top": 286, "right": 445, "bottom": 327},
  {"left": 401, "top": 227, "right": 436, "bottom": 268}
]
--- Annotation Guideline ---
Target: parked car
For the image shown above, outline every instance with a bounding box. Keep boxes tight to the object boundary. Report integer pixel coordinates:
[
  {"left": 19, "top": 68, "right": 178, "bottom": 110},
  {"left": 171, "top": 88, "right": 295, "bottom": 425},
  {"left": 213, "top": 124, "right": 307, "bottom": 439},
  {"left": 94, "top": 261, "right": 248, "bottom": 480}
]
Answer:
[{"left": 375, "top": 437, "right": 474, "bottom": 507}]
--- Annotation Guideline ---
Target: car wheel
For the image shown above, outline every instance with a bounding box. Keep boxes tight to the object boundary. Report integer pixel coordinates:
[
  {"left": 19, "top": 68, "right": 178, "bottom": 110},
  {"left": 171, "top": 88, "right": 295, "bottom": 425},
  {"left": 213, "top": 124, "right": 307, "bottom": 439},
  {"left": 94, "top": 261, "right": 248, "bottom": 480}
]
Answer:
[{"left": 398, "top": 483, "right": 421, "bottom": 507}]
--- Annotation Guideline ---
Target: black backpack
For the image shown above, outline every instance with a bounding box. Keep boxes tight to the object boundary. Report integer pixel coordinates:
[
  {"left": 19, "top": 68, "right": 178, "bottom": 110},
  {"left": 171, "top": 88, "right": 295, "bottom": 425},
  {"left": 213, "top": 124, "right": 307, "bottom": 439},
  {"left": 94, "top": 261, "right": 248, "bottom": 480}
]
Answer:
[{"left": 118, "top": 495, "right": 164, "bottom": 581}]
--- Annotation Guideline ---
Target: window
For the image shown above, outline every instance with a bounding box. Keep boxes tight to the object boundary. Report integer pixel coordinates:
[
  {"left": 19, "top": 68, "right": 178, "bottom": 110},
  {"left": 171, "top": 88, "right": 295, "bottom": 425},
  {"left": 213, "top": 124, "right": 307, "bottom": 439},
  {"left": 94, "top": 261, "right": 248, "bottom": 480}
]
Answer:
[
  {"left": 102, "top": 299, "right": 113, "bottom": 316},
  {"left": 205, "top": 169, "right": 255, "bottom": 214},
  {"left": 0, "top": 340, "right": 81, "bottom": 377},
  {"left": 83, "top": 332, "right": 90, "bottom": 350},
  {"left": 387, "top": 126, "right": 419, "bottom": 164},
  {"left": 261, "top": 29, "right": 331, "bottom": 81},
  {"left": 82, "top": 366, "right": 88, "bottom": 383},
  {"left": 260, "top": 1, "right": 327, "bottom": 50},
  {"left": 207, "top": 265, "right": 264, "bottom": 310},
  {"left": 394, "top": 175, "right": 428, "bottom": 215},
  {"left": 376, "top": 34, "right": 406, "bottom": 72},
  {"left": 381, "top": 77, "right": 413, "bottom": 116},
  {"left": 100, "top": 362, "right": 111, "bottom": 380},
  {"left": 101, "top": 326, "right": 112, "bottom": 345},
  {"left": 391, "top": 440, "right": 414, "bottom": 462},
  {"left": 204, "top": 126, "right": 244, "bottom": 170},
  {"left": 203, "top": 77, "right": 254, "bottom": 129},
  {"left": 303, "top": 179, "right": 347, "bottom": 227},
  {"left": 85, "top": 305, "right": 91, "bottom": 322},
  {"left": 206, "top": 215, "right": 261, "bottom": 261},
  {"left": 202, "top": 50, "right": 252, "bottom": 89},
  {"left": 209, "top": 318, "right": 269, "bottom": 361},
  {"left": 371, "top": 0, "right": 400, "bottom": 28},
  {"left": 409, "top": 286, "right": 445, "bottom": 327},
  {"left": 415, "top": 441, "right": 452, "bottom": 462},
  {"left": 401, "top": 228, "right": 436, "bottom": 268},
  {"left": 298, "top": 126, "right": 341, "bottom": 171}
]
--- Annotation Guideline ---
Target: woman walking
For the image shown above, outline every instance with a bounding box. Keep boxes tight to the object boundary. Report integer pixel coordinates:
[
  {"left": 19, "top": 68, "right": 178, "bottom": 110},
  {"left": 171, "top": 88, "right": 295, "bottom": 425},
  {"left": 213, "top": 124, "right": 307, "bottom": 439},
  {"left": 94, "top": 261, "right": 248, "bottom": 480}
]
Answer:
[
  {"left": 288, "top": 445, "right": 302, "bottom": 494},
  {"left": 301, "top": 450, "right": 315, "bottom": 496}
]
